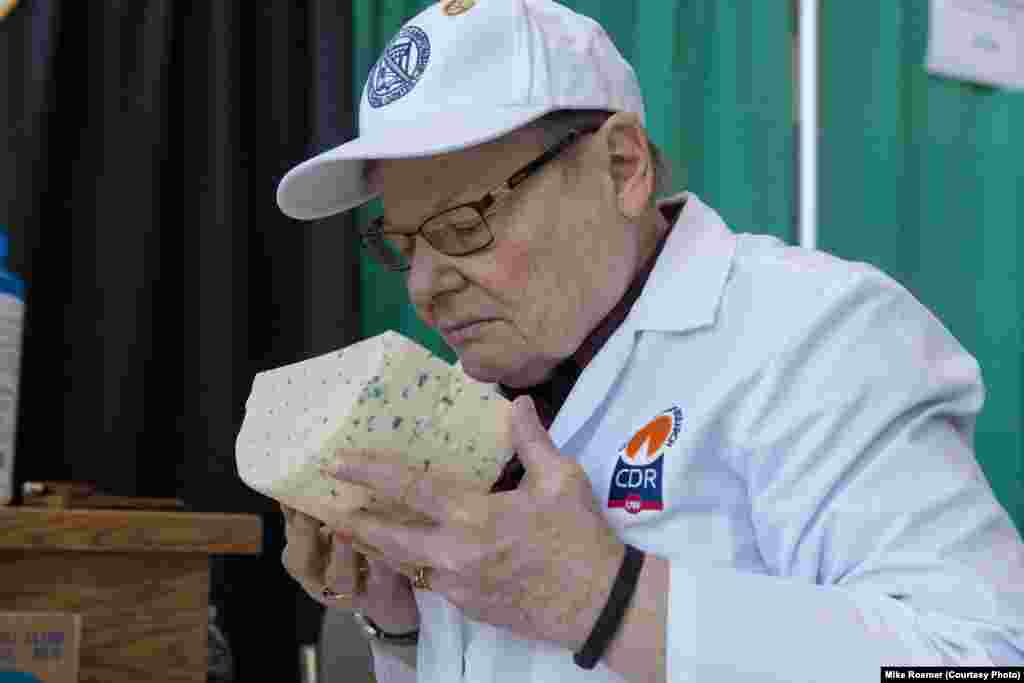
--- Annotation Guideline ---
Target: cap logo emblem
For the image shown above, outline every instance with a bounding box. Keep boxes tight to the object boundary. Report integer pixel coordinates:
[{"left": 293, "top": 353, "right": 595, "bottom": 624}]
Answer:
[
  {"left": 442, "top": 0, "right": 476, "bottom": 16},
  {"left": 367, "top": 25, "right": 431, "bottom": 109}
]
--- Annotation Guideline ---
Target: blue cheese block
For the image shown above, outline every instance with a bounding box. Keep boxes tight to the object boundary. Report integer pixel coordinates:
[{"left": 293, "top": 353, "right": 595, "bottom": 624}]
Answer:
[{"left": 235, "top": 330, "right": 514, "bottom": 529}]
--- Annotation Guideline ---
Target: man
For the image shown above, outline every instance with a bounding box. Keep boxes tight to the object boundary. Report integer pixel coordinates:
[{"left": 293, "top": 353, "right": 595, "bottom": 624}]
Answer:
[{"left": 277, "top": 1, "right": 1024, "bottom": 682}]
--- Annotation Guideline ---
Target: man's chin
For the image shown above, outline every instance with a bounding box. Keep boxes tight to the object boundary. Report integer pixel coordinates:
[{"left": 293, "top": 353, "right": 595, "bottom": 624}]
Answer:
[
  {"left": 456, "top": 353, "right": 508, "bottom": 386},
  {"left": 457, "top": 351, "right": 557, "bottom": 390}
]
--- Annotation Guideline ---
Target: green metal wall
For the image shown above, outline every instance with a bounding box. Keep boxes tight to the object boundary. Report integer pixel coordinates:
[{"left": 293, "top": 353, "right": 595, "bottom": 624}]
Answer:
[{"left": 820, "top": 1, "right": 1023, "bottom": 528}]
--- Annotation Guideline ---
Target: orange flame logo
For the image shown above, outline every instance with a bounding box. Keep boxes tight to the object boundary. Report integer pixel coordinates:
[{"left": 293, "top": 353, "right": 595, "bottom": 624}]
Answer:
[{"left": 623, "top": 415, "right": 673, "bottom": 462}]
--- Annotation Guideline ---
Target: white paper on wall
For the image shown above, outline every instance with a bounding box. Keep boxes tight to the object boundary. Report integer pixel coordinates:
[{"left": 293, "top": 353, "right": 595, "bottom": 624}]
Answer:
[{"left": 926, "top": 0, "right": 1024, "bottom": 90}]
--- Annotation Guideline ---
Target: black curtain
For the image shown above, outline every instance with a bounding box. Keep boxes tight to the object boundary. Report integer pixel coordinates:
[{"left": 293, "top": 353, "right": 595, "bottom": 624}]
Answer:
[{"left": 1, "top": 1, "right": 360, "bottom": 680}]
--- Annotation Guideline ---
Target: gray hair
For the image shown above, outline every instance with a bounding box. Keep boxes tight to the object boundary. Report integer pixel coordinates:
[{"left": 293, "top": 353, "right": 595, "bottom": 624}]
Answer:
[{"left": 524, "top": 109, "right": 675, "bottom": 207}]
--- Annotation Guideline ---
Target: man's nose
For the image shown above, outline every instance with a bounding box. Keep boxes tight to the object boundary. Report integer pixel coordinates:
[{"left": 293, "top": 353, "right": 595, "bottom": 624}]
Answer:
[{"left": 405, "top": 236, "right": 463, "bottom": 325}]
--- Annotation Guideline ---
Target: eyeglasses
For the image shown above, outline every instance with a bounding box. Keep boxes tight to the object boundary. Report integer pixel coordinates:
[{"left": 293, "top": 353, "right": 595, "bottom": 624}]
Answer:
[{"left": 359, "top": 125, "right": 601, "bottom": 272}]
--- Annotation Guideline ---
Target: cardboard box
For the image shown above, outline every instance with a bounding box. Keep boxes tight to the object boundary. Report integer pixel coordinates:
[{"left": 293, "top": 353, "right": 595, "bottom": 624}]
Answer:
[{"left": 0, "top": 613, "right": 81, "bottom": 683}]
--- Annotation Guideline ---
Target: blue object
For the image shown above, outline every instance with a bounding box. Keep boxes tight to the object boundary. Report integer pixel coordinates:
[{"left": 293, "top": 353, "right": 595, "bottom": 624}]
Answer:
[
  {"left": 0, "top": 672, "right": 44, "bottom": 682},
  {"left": 0, "top": 228, "right": 25, "bottom": 301}
]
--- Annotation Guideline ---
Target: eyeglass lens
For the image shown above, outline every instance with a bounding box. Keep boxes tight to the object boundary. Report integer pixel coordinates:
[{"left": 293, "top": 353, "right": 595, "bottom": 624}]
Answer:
[{"left": 366, "top": 206, "right": 491, "bottom": 271}]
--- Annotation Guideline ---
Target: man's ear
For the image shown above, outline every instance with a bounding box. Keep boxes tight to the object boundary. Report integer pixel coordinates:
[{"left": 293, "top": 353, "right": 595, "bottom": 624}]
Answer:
[{"left": 598, "top": 112, "right": 654, "bottom": 219}]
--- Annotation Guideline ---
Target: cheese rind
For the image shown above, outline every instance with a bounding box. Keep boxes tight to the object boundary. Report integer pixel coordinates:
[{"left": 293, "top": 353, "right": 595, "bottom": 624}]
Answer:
[{"left": 235, "top": 331, "right": 514, "bottom": 529}]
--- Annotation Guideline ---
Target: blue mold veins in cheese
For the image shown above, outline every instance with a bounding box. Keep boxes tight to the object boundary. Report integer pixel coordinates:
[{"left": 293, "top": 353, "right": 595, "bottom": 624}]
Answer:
[{"left": 234, "top": 330, "right": 514, "bottom": 528}]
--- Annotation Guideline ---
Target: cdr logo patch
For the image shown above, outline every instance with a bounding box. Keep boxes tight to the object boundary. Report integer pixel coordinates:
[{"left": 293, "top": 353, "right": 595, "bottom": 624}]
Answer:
[{"left": 608, "top": 407, "right": 683, "bottom": 514}]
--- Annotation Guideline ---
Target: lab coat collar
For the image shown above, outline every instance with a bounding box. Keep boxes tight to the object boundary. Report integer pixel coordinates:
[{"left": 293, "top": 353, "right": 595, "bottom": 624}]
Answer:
[{"left": 626, "top": 191, "right": 738, "bottom": 336}]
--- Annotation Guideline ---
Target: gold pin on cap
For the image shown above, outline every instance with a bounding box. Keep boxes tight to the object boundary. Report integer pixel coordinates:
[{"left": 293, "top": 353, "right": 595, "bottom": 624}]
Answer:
[{"left": 442, "top": 0, "right": 476, "bottom": 17}]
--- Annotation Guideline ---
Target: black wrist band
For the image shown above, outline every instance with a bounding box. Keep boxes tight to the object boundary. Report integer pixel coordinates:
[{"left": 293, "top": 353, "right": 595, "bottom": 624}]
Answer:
[
  {"left": 573, "top": 544, "right": 645, "bottom": 670},
  {"left": 353, "top": 611, "right": 420, "bottom": 645}
]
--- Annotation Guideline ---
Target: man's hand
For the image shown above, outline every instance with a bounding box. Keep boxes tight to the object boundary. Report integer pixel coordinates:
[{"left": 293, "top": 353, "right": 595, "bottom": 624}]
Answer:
[
  {"left": 322, "top": 395, "right": 625, "bottom": 653},
  {"left": 280, "top": 504, "right": 420, "bottom": 634}
]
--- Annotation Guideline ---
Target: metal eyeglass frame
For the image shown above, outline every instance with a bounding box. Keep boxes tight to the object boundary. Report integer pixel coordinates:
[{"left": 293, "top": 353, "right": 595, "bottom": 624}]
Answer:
[{"left": 359, "top": 125, "right": 602, "bottom": 272}]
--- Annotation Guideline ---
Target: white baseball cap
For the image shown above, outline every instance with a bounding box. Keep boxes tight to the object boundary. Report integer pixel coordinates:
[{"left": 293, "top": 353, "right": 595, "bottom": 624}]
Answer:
[{"left": 276, "top": 0, "right": 646, "bottom": 221}]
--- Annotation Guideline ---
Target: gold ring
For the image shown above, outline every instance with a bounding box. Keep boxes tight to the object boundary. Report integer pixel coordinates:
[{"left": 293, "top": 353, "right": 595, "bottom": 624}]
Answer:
[
  {"left": 412, "top": 566, "right": 432, "bottom": 591},
  {"left": 321, "top": 586, "right": 353, "bottom": 601}
]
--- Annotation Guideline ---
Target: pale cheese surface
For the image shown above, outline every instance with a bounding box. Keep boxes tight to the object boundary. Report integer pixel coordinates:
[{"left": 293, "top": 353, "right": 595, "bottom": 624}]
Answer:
[{"left": 235, "top": 330, "right": 514, "bottom": 528}]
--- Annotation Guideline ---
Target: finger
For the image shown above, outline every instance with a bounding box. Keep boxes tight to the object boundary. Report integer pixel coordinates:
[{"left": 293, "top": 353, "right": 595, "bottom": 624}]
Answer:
[
  {"left": 299, "top": 575, "right": 346, "bottom": 607},
  {"left": 369, "top": 553, "right": 455, "bottom": 598},
  {"left": 349, "top": 540, "right": 421, "bottom": 580},
  {"left": 284, "top": 506, "right": 319, "bottom": 534},
  {"left": 282, "top": 513, "right": 329, "bottom": 582},
  {"left": 280, "top": 503, "right": 296, "bottom": 523},
  {"left": 368, "top": 548, "right": 423, "bottom": 581},
  {"left": 324, "top": 451, "right": 482, "bottom": 525},
  {"left": 509, "top": 395, "right": 561, "bottom": 488},
  {"left": 322, "top": 453, "right": 424, "bottom": 513},
  {"left": 364, "top": 555, "right": 426, "bottom": 596},
  {"left": 323, "top": 540, "right": 362, "bottom": 596},
  {"left": 348, "top": 512, "right": 441, "bottom": 571},
  {"left": 363, "top": 555, "right": 396, "bottom": 578},
  {"left": 351, "top": 538, "right": 383, "bottom": 561}
]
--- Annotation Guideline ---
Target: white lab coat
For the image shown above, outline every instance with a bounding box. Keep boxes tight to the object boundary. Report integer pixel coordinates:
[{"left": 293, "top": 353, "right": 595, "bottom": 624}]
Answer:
[{"left": 373, "top": 192, "right": 1024, "bottom": 682}]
